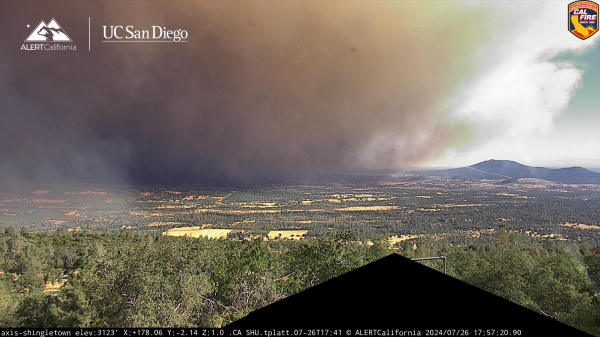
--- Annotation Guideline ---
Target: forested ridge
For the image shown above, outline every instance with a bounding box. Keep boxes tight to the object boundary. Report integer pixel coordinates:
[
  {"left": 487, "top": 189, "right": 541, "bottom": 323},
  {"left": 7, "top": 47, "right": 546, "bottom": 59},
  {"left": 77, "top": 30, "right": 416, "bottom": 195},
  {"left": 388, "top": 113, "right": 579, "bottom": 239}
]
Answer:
[{"left": 1, "top": 227, "right": 599, "bottom": 334}]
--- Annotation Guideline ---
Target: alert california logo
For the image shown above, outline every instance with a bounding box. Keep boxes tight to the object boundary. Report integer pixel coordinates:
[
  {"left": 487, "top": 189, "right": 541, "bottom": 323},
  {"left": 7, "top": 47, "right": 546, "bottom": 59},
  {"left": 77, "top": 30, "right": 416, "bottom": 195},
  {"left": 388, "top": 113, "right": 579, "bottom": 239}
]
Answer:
[
  {"left": 568, "top": 1, "right": 598, "bottom": 39},
  {"left": 22, "top": 18, "right": 77, "bottom": 51}
]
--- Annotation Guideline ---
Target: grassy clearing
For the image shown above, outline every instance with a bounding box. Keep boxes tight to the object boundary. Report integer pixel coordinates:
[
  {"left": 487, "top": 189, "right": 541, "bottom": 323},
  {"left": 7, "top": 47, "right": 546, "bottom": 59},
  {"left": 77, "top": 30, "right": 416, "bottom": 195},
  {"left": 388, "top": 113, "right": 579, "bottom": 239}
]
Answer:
[
  {"left": 335, "top": 206, "right": 399, "bottom": 212},
  {"left": 147, "top": 221, "right": 182, "bottom": 227},
  {"left": 496, "top": 193, "right": 531, "bottom": 199},
  {"left": 65, "top": 190, "right": 107, "bottom": 195},
  {"left": 389, "top": 235, "right": 419, "bottom": 246},
  {"left": 367, "top": 234, "right": 418, "bottom": 248},
  {"left": 523, "top": 230, "right": 566, "bottom": 241},
  {"left": 163, "top": 227, "right": 232, "bottom": 239},
  {"left": 43, "top": 279, "right": 67, "bottom": 294},
  {"left": 48, "top": 220, "right": 68, "bottom": 225},
  {"left": 267, "top": 230, "right": 309, "bottom": 240},
  {"left": 560, "top": 222, "right": 600, "bottom": 230}
]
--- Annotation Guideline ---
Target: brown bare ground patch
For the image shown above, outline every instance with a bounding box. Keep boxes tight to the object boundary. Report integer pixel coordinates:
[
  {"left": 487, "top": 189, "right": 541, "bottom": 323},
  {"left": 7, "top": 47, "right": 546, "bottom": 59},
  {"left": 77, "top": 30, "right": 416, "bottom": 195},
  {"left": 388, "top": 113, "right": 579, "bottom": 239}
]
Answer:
[
  {"left": 539, "top": 233, "right": 565, "bottom": 240},
  {"left": 34, "top": 199, "right": 67, "bottom": 204},
  {"left": 195, "top": 208, "right": 280, "bottom": 215},
  {"left": 212, "top": 192, "right": 234, "bottom": 203},
  {"left": 438, "top": 203, "right": 488, "bottom": 208},
  {"left": 418, "top": 208, "right": 440, "bottom": 212},
  {"left": 496, "top": 193, "right": 532, "bottom": 199},
  {"left": 147, "top": 221, "right": 182, "bottom": 227},
  {"left": 560, "top": 222, "right": 600, "bottom": 230},
  {"left": 43, "top": 279, "right": 67, "bottom": 294},
  {"left": 335, "top": 206, "right": 399, "bottom": 212},
  {"left": 163, "top": 227, "right": 231, "bottom": 239},
  {"left": 367, "top": 235, "right": 418, "bottom": 247},
  {"left": 2, "top": 198, "right": 66, "bottom": 204},
  {"left": 32, "top": 190, "right": 51, "bottom": 195},
  {"left": 232, "top": 209, "right": 279, "bottom": 214},
  {"left": 244, "top": 234, "right": 264, "bottom": 241},
  {"left": 65, "top": 191, "right": 107, "bottom": 195},
  {"left": 389, "top": 235, "right": 418, "bottom": 246},
  {"left": 242, "top": 202, "right": 278, "bottom": 209},
  {"left": 154, "top": 205, "right": 194, "bottom": 209},
  {"left": 267, "top": 230, "right": 308, "bottom": 240},
  {"left": 514, "top": 178, "right": 556, "bottom": 188},
  {"left": 64, "top": 211, "right": 80, "bottom": 216},
  {"left": 130, "top": 211, "right": 164, "bottom": 217},
  {"left": 47, "top": 220, "right": 68, "bottom": 225},
  {"left": 232, "top": 220, "right": 256, "bottom": 226},
  {"left": 523, "top": 230, "right": 566, "bottom": 241},
  {"left": 194, "top": 208, "right": 212, "bottom": 213},
  {"left": 468, "top": 229, "right": 495, "bottom": 238}
]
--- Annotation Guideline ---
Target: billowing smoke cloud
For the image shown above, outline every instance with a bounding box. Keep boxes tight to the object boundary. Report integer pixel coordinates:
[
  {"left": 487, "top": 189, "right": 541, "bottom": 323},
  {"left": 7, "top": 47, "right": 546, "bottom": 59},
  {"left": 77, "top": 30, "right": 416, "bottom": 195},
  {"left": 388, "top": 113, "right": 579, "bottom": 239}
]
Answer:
[
  {"left": 0, "top": 1, "right": 485, "bottom": 185},
  {"left": 434, "top": 1, "right": 598, "bottom": 167}
]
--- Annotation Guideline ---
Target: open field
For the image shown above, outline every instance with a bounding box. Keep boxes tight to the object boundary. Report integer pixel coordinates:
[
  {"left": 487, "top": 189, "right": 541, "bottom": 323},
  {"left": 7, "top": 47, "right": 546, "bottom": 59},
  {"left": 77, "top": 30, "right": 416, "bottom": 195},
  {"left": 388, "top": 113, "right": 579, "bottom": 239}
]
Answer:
[
  {"left": 560, "top": 222, "right": 600, "bottom": 230},
  {"left": 335, "top": 205, "right": 400, "bottom": 212},
  {"left": 267, "top": 230, "right": 309, "bottom": 240},
  {"left": 163, "top": 227, "right": 232, "bottom": 239},
  {"left": 0, "top": 176, "right": 599, "bottom": 244},
  {"left": 366, "top": 234, "right": 419, "bottom": 248},
  {"left": 43, "top": 280, "right": 67, "bottom": 294}
]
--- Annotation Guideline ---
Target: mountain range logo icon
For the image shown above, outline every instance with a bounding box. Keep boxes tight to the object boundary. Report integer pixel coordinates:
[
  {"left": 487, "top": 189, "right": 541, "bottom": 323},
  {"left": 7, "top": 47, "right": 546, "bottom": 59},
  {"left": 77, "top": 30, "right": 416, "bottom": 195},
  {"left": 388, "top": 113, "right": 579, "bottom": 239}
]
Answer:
[{"left": 25, "top": 18, "right": 72, "bottom": 42}]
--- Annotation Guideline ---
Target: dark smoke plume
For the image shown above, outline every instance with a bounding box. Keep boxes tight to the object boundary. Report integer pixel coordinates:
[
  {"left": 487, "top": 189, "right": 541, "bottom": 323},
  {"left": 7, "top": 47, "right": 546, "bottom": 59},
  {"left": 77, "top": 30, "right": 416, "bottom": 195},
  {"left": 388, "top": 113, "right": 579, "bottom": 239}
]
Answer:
[{"left": 0, "top": 1, "right": 479, "bottom": 185}]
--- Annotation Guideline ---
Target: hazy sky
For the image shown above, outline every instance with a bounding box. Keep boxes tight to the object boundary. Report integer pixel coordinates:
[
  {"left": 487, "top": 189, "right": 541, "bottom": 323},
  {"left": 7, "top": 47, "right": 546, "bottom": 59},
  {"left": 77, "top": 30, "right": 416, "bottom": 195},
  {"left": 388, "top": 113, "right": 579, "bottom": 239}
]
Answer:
[{"left": 0, "top": 1, "right": 598, "bottom": 185}]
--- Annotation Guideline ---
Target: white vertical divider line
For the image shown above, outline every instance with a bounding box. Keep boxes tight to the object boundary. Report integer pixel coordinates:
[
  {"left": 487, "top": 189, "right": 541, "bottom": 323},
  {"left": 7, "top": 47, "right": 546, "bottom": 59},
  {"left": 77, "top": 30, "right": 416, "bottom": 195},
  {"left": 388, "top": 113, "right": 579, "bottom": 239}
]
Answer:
[{"left": 88, "top": 17, "right": 90, "bottom": 51}]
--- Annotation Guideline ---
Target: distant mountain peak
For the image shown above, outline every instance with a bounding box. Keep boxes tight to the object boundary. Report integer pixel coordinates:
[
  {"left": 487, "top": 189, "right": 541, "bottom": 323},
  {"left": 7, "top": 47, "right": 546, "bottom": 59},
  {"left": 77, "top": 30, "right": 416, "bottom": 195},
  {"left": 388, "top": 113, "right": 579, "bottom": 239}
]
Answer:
[
  {"left": 471, "top": 159, "right": 528, "bottom": 168},
  {"left": 423, "top": 159, "right": 600, "bottom": 184}
]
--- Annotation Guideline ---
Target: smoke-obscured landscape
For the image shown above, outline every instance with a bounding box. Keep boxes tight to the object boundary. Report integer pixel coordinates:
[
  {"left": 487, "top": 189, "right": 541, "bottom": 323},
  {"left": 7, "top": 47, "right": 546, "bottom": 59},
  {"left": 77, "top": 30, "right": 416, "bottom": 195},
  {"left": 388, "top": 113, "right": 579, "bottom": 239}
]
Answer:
[
  {"left": 0, "top": 1, "right": 487, "bottom": 186},
  {"left": 1, "top": 0, "right": 600, "bottom": 333}
]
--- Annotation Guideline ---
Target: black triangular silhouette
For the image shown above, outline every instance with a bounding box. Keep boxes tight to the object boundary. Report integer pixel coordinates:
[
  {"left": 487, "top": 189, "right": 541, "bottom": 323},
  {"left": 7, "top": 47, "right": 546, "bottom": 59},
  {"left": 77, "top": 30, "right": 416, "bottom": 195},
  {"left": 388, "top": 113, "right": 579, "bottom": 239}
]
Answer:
[{"left": 227, "top": 254, "right": 592, "bottom": 336}]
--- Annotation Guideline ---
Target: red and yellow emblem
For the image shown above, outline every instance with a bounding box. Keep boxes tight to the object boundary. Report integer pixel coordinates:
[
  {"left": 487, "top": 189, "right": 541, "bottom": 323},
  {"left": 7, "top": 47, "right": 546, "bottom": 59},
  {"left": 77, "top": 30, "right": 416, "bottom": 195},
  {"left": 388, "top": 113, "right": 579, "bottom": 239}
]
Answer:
[{"left": 568, "top": 1, "right": 598, "bottom": 39}]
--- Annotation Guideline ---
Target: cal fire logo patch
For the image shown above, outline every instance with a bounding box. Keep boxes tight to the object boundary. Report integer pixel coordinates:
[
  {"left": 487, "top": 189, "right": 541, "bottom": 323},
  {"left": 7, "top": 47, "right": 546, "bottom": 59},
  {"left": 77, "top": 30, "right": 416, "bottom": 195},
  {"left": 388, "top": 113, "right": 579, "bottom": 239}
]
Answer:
[{"left": 568, "top": 1, "right": 598, "bottom": 39}]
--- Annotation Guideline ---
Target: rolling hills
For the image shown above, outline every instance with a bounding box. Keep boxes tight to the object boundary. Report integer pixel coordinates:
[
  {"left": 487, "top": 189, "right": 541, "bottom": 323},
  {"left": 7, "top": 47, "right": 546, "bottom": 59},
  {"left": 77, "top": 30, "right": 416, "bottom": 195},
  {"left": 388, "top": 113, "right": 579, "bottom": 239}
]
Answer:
[{"left": 422, "top": 159, "right": 600, "bottom": 184}]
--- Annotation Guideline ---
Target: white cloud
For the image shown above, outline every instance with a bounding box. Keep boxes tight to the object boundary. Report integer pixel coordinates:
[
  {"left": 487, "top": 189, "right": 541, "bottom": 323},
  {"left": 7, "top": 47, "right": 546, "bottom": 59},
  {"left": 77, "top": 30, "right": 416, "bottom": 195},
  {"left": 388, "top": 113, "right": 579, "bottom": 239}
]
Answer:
[{"left": 432, "top": 1, "right": 599, "bottom": 167}]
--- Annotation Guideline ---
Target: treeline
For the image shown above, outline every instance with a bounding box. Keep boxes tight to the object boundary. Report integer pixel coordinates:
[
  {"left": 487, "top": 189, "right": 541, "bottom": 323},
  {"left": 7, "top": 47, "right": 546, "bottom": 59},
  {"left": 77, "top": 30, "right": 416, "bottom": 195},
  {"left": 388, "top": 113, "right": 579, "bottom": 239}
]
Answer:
[{"left": 0, "top": 227, "right": 599, "bottom": 334}]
